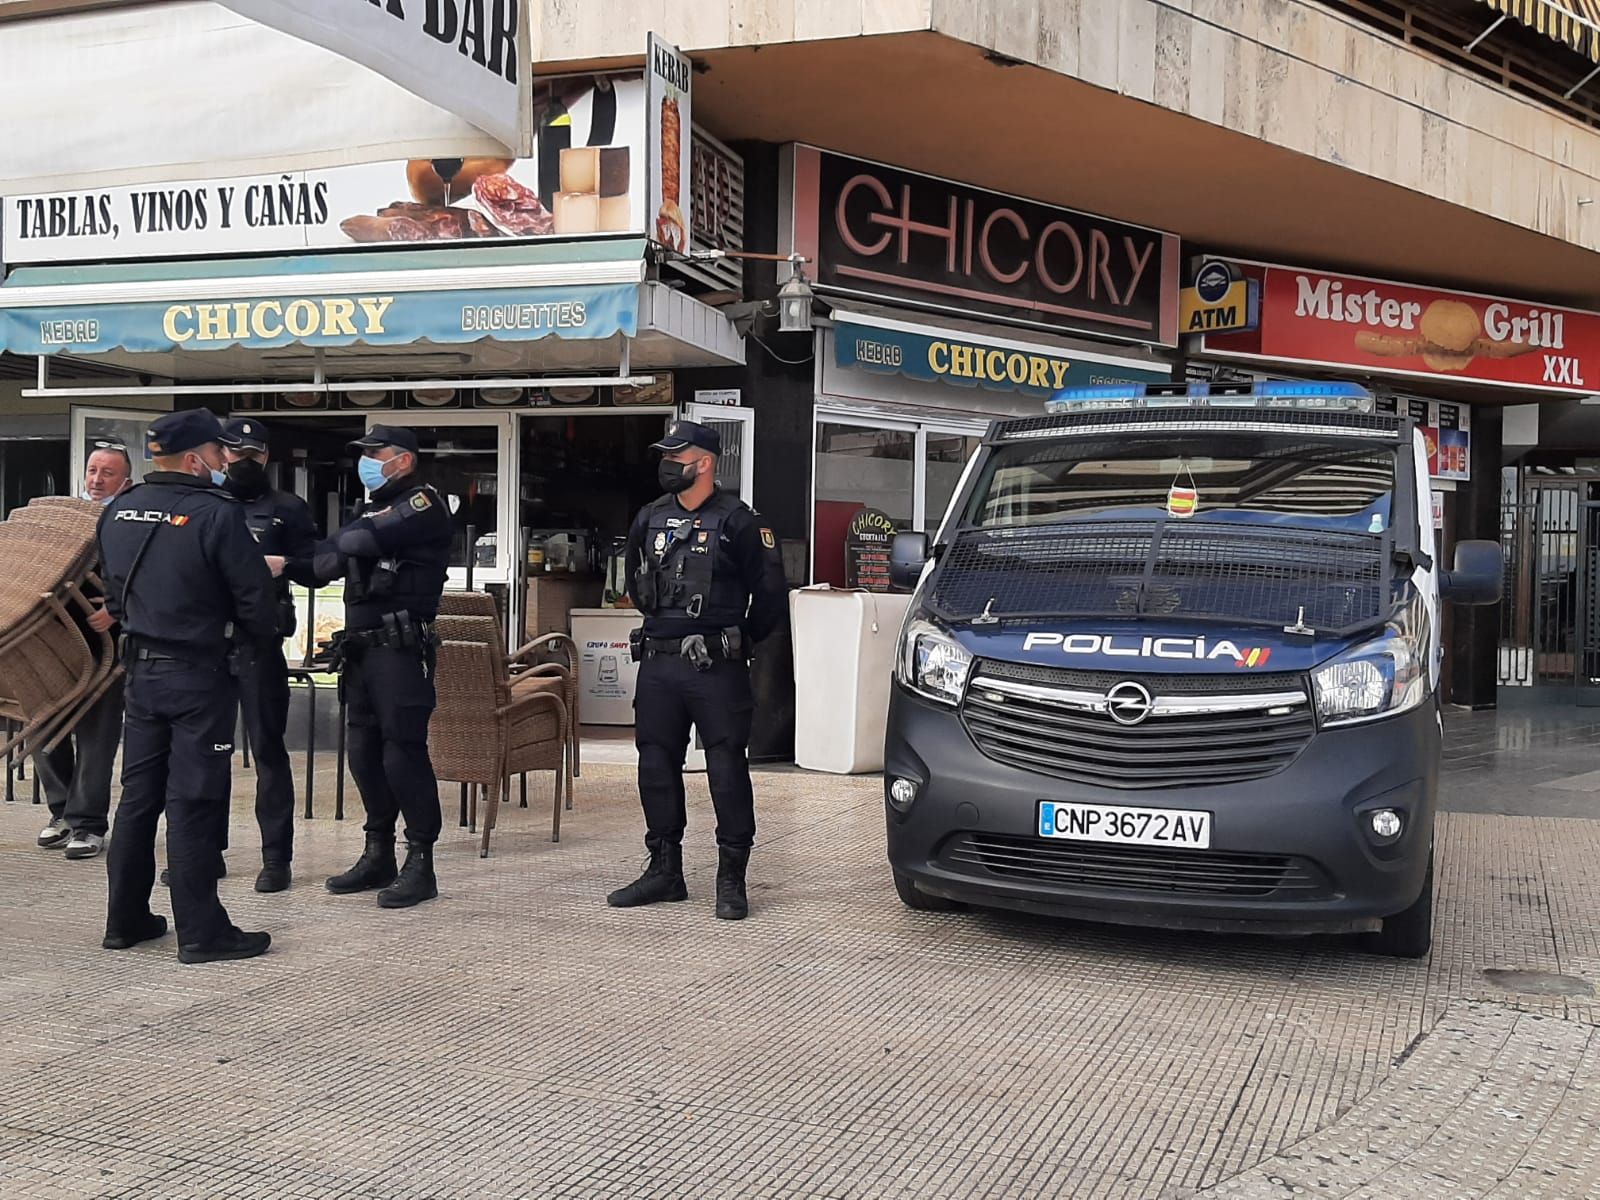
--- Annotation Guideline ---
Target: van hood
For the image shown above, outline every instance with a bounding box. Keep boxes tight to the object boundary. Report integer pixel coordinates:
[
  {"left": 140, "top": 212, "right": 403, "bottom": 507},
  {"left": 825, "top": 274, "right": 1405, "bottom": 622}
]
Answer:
[{"left": 949, "top": 617, "right": 1374, "bottom": 674}]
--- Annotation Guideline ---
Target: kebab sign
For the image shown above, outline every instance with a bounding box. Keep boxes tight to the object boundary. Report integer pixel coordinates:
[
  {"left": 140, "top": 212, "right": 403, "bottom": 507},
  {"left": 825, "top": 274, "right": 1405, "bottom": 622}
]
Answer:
[{"left": 1199, "top": 262, "right": 1600, "bottom": 393}]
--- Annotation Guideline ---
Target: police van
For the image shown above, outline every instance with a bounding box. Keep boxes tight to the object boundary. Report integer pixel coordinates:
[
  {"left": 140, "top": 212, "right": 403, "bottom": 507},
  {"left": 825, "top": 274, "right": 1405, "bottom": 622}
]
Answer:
[{"left": 883, "top": 382, "right": 1500, "bottom": 957}]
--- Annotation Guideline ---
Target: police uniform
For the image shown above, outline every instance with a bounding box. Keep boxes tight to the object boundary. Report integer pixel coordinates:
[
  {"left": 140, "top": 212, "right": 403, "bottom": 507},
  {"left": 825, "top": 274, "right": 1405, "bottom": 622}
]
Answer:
[
  {"left": 292, "top": 424, "right": 451, "bottom": 908},
  {"left": 98, "top": 408, "right": 278, "bottom": 963},
  {"left": 608, "top": 420, "right": 787, "bottom": 920},
  {"left": 220, "top": 418, "right": 319, "bottom": 890}
]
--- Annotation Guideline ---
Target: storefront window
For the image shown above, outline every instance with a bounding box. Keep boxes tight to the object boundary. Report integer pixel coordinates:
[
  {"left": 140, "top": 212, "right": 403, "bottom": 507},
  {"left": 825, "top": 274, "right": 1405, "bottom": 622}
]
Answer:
[
  {"left": 814, "top": 422, "right": 915, "bottom": 586},
  {"left": 924, "top": 433, "right": 982, "bottom": 534},
  {"left": 410, "top": 425, "right": 501, "bottom": 570}
]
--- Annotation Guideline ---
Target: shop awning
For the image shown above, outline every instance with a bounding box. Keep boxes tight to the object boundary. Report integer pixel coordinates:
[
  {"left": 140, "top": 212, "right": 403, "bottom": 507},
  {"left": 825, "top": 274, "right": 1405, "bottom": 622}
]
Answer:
[
  {"left": 0, "top": 240, "right": 745, "bottom": 381},
  {"left": 1476, "top": 0, "right": 1600, "bottom": 63},
  {"left": 0, "top": 3, "right": 505, "bottom": 194},
  {"left": 825, "top": 302, "right": 1171, "bottom": 401}
]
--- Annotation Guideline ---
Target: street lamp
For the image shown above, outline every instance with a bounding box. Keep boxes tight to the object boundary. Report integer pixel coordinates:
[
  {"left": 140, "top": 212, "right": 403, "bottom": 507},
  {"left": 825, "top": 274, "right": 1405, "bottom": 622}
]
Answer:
[{"left": 776, "top": 268, "right": 815, "bottom": 334}]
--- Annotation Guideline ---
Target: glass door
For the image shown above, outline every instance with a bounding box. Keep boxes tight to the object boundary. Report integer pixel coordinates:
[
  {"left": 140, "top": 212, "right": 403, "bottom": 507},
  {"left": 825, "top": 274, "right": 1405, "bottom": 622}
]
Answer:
[
  {"left": 682, "top": 402, "right": 755, "bottom": 505},
  {"left": 361, "top": 412, "right": 519, "bottom": 592},
  {"left": 809, "top": 411, "right": 984, "bottom": 585}
]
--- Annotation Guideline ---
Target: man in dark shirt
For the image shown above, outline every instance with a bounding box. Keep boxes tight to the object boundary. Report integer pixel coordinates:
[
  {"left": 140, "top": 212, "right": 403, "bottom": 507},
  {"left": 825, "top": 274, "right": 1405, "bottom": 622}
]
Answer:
[
  {"left": 98, "top": 408, "right": 278, "bottom": 964},
  {"left": 221, "top": 417, "right": 319, "bottom": 893},
  {"left": 607, "top": 420, "right": 788, "bottom": 920},
  {"left": 278, "top": 425, "right": 452, "bottom": 909}
]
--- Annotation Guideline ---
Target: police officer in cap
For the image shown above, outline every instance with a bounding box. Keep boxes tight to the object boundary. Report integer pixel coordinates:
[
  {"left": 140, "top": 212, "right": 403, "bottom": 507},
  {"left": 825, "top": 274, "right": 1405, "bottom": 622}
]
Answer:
[
  {"left": 608, "top": 419, "right": 787, "bottom": 920},
  {"left": 276, "top": 425, "right": 451, "bottom": 908},
  {"left": 99, "top": 408, "right": 278, "bottom": 963},
  {"left": 221, "top": 418, "right": 319, "bottom": 893}
]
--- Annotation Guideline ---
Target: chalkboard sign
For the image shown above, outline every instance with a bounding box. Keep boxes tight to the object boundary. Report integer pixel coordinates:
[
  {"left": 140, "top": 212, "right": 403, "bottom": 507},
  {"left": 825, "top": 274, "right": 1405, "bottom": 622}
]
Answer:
[{"left": 844, "top": 508, "right": 897, "bottom": 592}]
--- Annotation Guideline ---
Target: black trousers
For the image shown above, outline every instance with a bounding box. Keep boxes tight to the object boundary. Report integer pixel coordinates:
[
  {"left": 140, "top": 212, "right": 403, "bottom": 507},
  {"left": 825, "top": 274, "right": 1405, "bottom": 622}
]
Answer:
[
  {"left": 37, "top": 675, "right": 125, "bottom": 837},
  {"left": 344, "top": 643, "right": 441, "bottom": 846},
  {"left": 238, "top": 640, "right": 294, "bottom": 864},
  {"left": 633, "top": 653, "right": 755, "bottom": 852},
  {"left": 106, "top": 659, "right": 237, "bottom": 946}
]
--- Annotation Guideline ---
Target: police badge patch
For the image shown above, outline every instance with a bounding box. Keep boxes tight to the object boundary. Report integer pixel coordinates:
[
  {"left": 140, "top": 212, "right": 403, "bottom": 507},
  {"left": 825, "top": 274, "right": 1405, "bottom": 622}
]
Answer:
[
  {"left": 409, "top": 492, "right": 432, "bottom": 512},
  {"left": 655, "top": 532, "right": 667, "bottom": 551},
  {"left": 761, "top": 528, "right": 776, "bottom": 549}
]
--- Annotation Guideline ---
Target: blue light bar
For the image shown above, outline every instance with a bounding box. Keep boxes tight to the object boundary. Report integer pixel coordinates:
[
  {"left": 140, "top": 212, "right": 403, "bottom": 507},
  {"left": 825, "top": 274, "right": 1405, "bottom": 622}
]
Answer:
[{"left": 1045, "top": 380, "right": 1374, "bottom": 414}]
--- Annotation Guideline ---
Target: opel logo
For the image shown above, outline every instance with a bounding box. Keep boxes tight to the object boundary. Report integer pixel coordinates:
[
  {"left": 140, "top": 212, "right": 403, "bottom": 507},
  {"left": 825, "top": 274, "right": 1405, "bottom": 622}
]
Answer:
[{"left": 1105, "top": 681, "right": 1154, "bottom": 726}]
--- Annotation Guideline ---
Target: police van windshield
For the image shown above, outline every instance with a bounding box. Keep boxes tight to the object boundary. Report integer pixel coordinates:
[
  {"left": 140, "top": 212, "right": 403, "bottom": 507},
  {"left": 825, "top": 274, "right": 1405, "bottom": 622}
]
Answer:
[{"left": 967, "top": 433, "right": 1396, "bottom": 537}]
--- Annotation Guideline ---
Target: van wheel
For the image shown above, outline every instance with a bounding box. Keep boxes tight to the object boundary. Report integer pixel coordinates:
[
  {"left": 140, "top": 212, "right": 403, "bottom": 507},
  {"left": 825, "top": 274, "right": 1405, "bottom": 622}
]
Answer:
[
  {"left": 892, "top": 868, "right": 962, "bottom": 912},
  {"left": 1360, "top": 850, "right": 1434, "bottom": 959}
]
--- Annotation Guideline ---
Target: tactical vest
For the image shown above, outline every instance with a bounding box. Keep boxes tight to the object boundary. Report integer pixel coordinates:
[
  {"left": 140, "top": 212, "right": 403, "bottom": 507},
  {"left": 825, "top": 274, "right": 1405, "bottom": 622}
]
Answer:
[{"left": 634, "top": 492, "right": 748, "bottom": 626}]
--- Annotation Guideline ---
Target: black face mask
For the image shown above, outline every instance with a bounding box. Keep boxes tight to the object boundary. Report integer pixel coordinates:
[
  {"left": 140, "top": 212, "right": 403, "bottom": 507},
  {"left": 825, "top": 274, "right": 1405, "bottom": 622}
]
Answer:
[
  {"left": 658, "top": 458, "right": 698, "bottom": 495},
  {"left": 225, "top": 458, "right": 269, "bottom": 498}
]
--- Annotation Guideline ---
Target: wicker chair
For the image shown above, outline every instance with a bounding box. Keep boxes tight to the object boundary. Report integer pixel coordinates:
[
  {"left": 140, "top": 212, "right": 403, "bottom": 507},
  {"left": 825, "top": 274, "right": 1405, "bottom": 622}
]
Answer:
[
  {"left": 429, "top": 638, "right": 569, "bottom": 855},
  {"left": 0, "top": 513, "right": 110, "bottom": 758},
  {"left": 433, "top": 594, "right": 582, "bottom": 782}
]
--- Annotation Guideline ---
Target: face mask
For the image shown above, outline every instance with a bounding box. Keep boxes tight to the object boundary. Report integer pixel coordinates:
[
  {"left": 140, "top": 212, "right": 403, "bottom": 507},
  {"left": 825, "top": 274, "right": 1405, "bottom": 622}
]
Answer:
[
  {"left": 358, "top": 456, "right": 391, "bottom": 493},
  {"left": 225, "top": 458, "right": 269, "bottom": 497},
  {"left": 210, "top": 468, "right": 228, "bottom": 487},
  {"left": 80, "top": 488, "right": 115, "bottom": 507},
  {"left": 658, "top": 458, "right": 698, "bottom": 495}
]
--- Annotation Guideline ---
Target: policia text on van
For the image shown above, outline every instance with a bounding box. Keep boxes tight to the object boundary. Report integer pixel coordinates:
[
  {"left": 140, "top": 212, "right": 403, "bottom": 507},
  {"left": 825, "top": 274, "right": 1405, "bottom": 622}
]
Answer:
[{"left": 883, "top": 382, "right": 1500, "bottom": 958}]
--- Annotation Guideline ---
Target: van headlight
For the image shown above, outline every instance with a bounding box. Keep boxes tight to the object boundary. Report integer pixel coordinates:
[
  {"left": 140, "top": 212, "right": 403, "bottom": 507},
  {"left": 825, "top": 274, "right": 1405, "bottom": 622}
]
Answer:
[
  {"left": 1311, "top": 595, "right": 1430, "bottom": 727},
  {"left": 896, "top": 618, "right": 973, "bottom": 706}
]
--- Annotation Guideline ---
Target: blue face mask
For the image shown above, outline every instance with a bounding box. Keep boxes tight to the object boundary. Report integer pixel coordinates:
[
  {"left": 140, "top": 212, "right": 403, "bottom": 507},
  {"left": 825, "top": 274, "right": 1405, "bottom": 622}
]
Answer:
[
  {"left": 209, "top": 468, "right": 227, "bottom": 487},
  {"left": 357, "top": 456, "right": 390, "bottom": 493}
]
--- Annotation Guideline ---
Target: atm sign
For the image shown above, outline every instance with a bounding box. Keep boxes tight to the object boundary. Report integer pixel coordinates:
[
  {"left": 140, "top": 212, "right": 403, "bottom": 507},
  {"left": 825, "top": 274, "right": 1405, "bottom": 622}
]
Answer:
[{"left": 1182, "top": 279, "right": 1256, "bottom": 333}]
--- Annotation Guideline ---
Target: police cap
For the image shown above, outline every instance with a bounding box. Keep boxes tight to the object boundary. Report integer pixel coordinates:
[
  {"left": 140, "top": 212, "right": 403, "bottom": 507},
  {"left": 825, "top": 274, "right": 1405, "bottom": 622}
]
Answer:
[
  {"left": 650, "top": 419, "right": 721, "bottom": 456},
  {"left": 222, "top": 417, "right": 270, "bottom": 453},
  {"left": 348, "top": 424, "right": 420, "bottom": 455},
  {"left": 146, "top": 409, "right": 238, "bottom": 457}
]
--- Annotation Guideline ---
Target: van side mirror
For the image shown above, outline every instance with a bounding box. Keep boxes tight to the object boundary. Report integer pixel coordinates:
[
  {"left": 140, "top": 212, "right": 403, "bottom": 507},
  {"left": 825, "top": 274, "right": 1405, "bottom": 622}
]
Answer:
[
  {"left": 1440, "top": 540, "right": 1501, "bottom": 606},
  {"left": 889, "top": 532, "right": 931, "bottom": 590}
]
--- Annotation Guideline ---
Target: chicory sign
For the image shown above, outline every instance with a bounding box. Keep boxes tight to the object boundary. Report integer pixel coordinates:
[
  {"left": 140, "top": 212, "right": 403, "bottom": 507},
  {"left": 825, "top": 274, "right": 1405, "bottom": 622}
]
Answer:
[
  {"left": 1200, "top": 261, "right": 1600, "bottom": 393},
  {"left": 791, "top": 147, "right": 1179, "bottom": 345},
  {"left": 835, "top": 320, "right": 1168, "bottom": 397},
  {"left": 0, "top": 283, "right": 638, "bottom": 356}
]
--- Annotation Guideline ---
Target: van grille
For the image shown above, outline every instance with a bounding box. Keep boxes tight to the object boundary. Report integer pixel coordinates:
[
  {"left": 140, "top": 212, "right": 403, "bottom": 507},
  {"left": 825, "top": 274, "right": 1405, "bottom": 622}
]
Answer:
[
  {"left": 944, "top": 833, "right": 1328, "bottom": 898},
  {"left": 960, "top": 663, "right": 1314, "bottom": 790}
]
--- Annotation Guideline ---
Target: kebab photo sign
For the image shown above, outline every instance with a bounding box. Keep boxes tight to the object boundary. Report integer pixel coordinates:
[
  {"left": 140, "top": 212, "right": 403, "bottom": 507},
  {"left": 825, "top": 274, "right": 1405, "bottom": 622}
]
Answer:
[
  {"left": 645, "top": 33, "right": 693, "bottom": 253},
  {"left": 1199, "top": 262, "right": 1600, "bottom": 394},
  {"left": 3, "top": 72, "right": 649, "bottom": 264}
]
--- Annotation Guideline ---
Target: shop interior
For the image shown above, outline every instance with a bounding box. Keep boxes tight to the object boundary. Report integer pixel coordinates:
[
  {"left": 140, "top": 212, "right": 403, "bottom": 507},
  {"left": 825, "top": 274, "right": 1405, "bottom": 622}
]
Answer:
[{"left": 225, "top": 402, "right": 673, "bottom": 654}]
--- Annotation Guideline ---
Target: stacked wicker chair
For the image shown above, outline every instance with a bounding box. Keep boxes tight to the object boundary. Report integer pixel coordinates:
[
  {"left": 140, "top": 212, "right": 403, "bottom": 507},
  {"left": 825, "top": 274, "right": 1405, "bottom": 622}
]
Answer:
[
  {"left": 0, "top": 497, "right": 120, "bottom": 761},
  {"left": 430, "top": 592, "right": 579, "bottom": 855}
]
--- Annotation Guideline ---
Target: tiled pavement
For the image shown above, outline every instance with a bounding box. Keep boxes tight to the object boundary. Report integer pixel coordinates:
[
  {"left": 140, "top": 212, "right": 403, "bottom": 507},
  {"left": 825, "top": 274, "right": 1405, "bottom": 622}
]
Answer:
[{"left": 3, "top": 705, "right": 1600, "bottom": 1198}]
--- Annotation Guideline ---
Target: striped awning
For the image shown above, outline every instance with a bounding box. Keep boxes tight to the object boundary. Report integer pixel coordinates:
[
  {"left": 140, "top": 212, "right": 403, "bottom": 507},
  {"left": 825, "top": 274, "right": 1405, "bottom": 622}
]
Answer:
[{"left": 1479, "top": 0, "right": 1600, "bottom": 64}]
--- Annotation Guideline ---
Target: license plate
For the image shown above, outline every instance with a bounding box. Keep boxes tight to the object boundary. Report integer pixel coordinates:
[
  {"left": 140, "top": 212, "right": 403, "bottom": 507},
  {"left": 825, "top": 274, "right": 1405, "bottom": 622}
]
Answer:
[{"left": 1038, "top": 801, "right": 1212, "bottom": 849}]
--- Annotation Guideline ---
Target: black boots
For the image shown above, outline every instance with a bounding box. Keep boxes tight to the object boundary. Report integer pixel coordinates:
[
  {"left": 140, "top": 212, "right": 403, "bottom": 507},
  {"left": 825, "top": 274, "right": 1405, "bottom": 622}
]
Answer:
[
  {"left": 255, "top": 863, "right": 292, "bottom": 894},
  {"left": 178, "top": 927, "right": 271, "bottom": 965},
  {"left": 715, "top": 848, "right": 750, "bottom": 921},
  {"left": 377, "top": 843, "right": 438, "bottom": 909},
  {"left": 325, "top": 836, "right": 398, "bottom": 894},
  {"left": 607, "top": 840, "right": 688, "bottom": 907}
]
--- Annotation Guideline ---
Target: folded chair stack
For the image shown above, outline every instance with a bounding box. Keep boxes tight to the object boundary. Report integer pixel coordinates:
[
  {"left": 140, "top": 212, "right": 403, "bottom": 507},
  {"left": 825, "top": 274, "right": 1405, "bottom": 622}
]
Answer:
[{"left": 0, "top": 497, "right": 120, "bottom": 760}]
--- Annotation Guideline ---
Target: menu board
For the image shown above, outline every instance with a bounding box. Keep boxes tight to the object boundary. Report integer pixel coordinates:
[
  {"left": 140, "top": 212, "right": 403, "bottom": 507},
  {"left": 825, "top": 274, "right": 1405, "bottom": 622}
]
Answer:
[{"left": 844, "top": 508, "right": 896, "bottom": 592}]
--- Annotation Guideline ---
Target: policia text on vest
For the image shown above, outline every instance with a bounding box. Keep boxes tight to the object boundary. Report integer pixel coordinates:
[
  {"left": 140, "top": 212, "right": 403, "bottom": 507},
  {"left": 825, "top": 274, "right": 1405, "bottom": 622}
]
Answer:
[{"left": 607, "top": 420, "right": 788, "bottom": 922}]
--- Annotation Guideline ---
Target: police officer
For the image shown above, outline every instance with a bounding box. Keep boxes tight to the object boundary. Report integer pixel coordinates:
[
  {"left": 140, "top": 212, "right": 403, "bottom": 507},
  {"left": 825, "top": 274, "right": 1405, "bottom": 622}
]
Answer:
[
  {"left": 221, "top": 418, "right": 319, "bottom": 893},
  {"left": 99, "top": 409, "right": 278, "bottom": 964},
  {"left": 278, "top": 426, "right": 451, "bottom": 909},
  {"left": 35, "top": 445, "right": 129, "bottom": 860},
  {"left": 607, "top": 420, "right": 788, "bottom": 920}
]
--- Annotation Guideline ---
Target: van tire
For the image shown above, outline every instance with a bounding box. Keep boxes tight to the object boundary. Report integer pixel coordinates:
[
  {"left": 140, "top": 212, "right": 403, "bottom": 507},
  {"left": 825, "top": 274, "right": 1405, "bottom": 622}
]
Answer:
[
  {"left": 1361, "top": 850, "right": 1434, "bottom": 959},
  {"left": 893, "top": 868, "right": 962, "bottom": 912}
]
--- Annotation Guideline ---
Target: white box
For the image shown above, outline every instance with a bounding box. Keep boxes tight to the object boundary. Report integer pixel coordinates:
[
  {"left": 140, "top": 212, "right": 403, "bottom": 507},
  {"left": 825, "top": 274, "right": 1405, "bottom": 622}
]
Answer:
[
  {"left": 570, "top": 608, "right": 643, "bottom": 725},
  {"left": 790, "top": 587, "right": 914, "bottom": 774}
]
